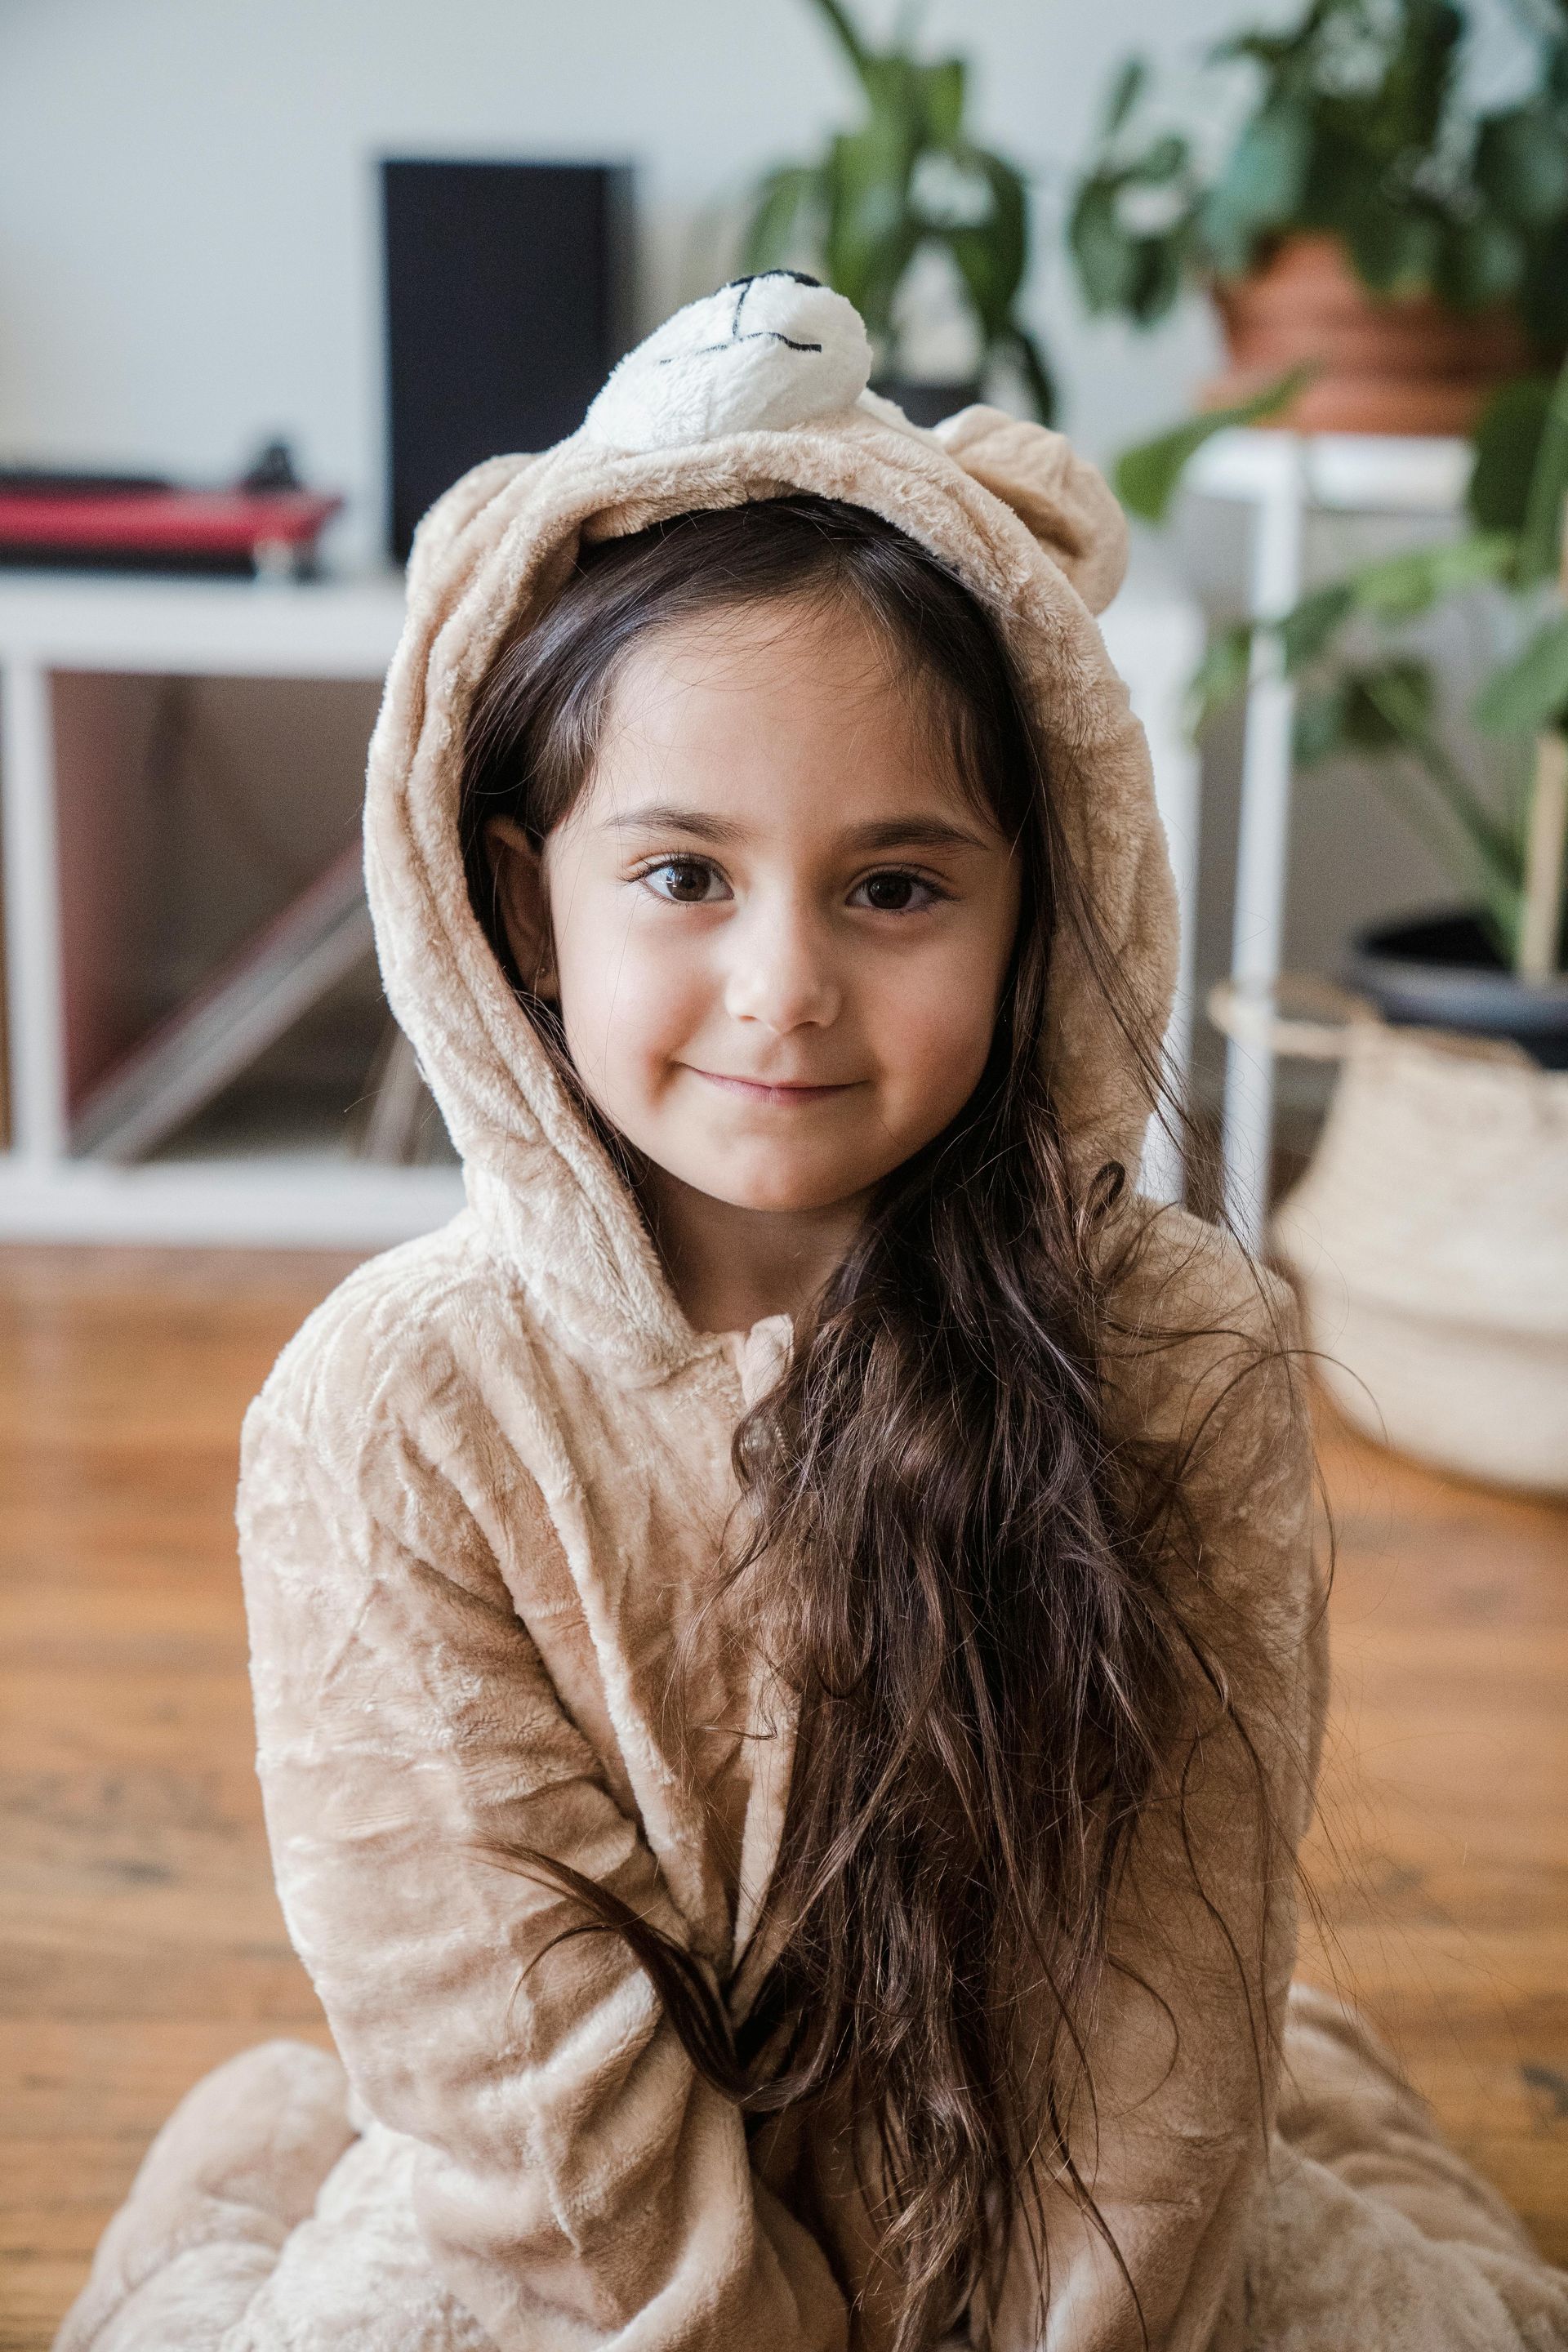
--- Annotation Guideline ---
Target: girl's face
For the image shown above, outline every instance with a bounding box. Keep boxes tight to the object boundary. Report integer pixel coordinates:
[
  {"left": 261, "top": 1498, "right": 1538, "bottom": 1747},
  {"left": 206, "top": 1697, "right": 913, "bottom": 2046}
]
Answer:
[{"left": 487, "top": 595, "right": 1023, "bottom": 1221}]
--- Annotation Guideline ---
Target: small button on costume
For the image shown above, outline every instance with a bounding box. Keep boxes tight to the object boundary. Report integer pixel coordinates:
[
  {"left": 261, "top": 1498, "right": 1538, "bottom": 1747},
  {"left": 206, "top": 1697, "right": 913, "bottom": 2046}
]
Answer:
[{"left": 56, "top": 279, "right": 1568, "bottom": 2352}]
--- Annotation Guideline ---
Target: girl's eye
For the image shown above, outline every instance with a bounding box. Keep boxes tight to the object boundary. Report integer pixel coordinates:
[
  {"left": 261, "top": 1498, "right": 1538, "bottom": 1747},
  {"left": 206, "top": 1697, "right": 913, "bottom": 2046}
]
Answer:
[
  {"left": 850, "top": 869, "right": 944, "bottom": 913},
  {"left": 640, "top": 858, "right": 729, "bottom": 904}
]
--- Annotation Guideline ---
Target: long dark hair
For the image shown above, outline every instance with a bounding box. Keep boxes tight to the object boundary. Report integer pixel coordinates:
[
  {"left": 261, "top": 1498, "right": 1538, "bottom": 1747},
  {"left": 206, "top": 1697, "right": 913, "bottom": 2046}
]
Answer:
[{"left": 461, "top": 496, "right": 1289, "bottom": 2350}]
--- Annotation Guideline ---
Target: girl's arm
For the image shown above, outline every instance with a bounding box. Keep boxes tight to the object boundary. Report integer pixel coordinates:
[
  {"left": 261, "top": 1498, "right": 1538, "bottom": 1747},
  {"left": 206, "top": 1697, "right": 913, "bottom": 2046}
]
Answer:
[{"left": 238, "top": 1367, "right": 847, "bottom": 2352}]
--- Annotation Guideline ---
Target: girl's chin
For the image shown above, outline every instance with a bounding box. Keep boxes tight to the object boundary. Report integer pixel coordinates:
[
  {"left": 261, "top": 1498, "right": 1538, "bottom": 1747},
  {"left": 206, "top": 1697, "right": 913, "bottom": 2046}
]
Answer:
[{"left": 667, "top": 1156, "right": 880, "bottom": 1217}]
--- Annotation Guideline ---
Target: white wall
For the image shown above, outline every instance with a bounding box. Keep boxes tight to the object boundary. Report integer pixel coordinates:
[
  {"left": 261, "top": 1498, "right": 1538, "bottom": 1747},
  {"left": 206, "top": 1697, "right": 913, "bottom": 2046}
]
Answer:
[{"left": 0, "top": 0, "right": 1245, "bottom": 567}]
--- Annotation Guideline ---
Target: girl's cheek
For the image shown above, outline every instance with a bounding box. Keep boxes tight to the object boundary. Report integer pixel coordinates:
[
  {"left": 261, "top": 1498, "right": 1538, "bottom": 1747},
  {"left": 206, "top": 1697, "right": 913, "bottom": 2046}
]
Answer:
[
  {"left": 601, "top": 922, "right": 713, "bottom": 1088},
  {"left": 879, "top": 942, "right": 1004, "bottom": 1069}
]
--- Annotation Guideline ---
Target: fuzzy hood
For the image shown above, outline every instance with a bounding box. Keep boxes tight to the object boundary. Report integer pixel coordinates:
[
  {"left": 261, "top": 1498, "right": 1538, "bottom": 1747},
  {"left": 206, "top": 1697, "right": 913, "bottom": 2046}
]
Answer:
[{"left": 363, "top": 272, "right": 1177, "bottom": 1375}]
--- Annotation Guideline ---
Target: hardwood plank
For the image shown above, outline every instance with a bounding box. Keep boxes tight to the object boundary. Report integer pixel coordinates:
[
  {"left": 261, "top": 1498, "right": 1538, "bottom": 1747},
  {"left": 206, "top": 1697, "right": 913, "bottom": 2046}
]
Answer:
[
  {"left": 1299, "top": 1407, "right": 1568, "bottom": 2261},
  {"left": 0, "top": 1246, "right": 351, "bottom": 2347}
]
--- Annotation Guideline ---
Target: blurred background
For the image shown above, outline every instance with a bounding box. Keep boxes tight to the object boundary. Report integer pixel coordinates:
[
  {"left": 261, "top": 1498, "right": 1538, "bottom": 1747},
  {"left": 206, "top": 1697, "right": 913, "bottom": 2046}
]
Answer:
[
  {"left": 2, "top": 2, "right": 1566, "bottom": 2341},
  {"left": 1, "top": 0, "right": 1564, "bottom": 1236},
  {"left": 0, "top": 0, "right": 1232, "bottom": 545}
]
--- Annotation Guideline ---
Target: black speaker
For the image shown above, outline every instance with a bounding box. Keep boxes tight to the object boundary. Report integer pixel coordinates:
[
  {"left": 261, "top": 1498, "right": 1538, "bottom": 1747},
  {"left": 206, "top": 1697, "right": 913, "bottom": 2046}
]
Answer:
[{"left": 381, "top": 158, "right": 633, "bottom": 561}]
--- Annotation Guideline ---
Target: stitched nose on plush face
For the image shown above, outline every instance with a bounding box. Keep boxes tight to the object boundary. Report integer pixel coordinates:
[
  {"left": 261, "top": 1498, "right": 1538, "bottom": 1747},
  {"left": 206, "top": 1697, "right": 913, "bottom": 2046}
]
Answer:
[{"left": 581, "top": 273, "right": 875, "bottom": 452}]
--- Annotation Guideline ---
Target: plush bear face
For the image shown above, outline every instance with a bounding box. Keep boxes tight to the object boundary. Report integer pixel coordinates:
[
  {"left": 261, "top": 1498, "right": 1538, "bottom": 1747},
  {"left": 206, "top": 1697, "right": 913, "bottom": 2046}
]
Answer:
[{"left": 582, "top": 271, "right": 875, "bottom": 452}]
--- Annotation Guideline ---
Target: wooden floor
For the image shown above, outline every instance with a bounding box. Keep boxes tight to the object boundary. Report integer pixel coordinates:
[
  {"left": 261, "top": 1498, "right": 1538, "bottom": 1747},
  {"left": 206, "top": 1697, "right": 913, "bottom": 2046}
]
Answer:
[{"left": 1, "top": 1244, "right": 1564, "bottom": 2346}]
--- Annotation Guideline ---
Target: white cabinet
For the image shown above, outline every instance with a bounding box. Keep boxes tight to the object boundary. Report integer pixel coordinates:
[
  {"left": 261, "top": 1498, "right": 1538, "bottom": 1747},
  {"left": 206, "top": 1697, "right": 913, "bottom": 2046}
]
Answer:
[{"left": 0, "top": 570, "right": 463, "bottom": 1244}]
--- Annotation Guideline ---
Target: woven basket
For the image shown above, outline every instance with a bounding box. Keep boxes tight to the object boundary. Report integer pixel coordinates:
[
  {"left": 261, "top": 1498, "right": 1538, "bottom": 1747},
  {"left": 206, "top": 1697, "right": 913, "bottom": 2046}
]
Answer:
[{"left": 1212, "top": 978, "right": 1568, "bottom": 1495}]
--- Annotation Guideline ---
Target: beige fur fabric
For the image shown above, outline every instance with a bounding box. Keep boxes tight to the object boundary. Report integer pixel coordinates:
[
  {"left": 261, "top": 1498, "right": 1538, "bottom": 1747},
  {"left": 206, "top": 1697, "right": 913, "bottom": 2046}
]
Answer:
[{"left": 56, "top": 281, "right": 1567, "bottom": 2352}]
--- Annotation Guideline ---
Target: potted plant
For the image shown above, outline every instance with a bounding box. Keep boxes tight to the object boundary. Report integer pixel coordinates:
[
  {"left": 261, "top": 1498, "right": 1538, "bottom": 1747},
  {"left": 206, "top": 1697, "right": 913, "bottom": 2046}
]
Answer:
[
  {"left": 742, "top": 0, "right": 1054, "bottom": 426},
  {"left": 1124, "top": 354, "right": 1568, "bottom": 1495},
  {"left": 1181, "top": 352, "right": 1568, "bottom": 1056},
  {"left": 1070, "top": 0, "right": 1568, "bottom": 436}
]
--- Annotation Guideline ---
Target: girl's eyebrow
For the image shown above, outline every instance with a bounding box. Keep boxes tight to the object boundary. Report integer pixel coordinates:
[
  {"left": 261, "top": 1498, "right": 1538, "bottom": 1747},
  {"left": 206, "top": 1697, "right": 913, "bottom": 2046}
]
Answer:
[
  {"left": 605, "top": 802, "right": 992, "bottom": 853},
  {"left": 843, "top": 816, "right": 992, "bottom": 853},
  {"left": 604, "top": 804, "right": 746, "bottom": 843}
]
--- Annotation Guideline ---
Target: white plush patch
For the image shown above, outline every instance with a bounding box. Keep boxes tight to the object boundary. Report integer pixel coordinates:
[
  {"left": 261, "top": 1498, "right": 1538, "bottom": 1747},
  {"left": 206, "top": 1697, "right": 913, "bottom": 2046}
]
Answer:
[
  {"left": 581, "top": 273, "right": 874, "bottom": 453},
  {"left": 854, "top": 385, "right": 942, "bottom": 443}
]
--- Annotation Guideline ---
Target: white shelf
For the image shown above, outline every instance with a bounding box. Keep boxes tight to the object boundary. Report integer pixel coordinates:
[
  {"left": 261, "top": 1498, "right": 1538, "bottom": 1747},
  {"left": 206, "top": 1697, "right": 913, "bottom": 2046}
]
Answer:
[
  {"left": 1100, "top": 575, "right": 1206, "bottom": 1205},
  {"left": 1187, "top": 427, "right": 1472, "bottom": 515},
  {"left": 1183, "top": 427, "right": 1471, "bottom": 1244},
  {"left": 0, "top": 566, "right": 441, "bottom": 1247},
  {"left": 0, "top": 1154, "right": 462, "bottom": 1246},
  {"left": 0, "top": 568, "right": 407, "bottom": 675}
]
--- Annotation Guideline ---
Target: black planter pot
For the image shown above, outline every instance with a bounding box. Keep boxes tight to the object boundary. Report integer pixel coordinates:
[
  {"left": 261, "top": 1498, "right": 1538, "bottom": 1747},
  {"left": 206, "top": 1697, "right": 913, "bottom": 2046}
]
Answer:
[
  {"left": 1345, "top": 909, "right": 1568, "bottom": 1070},
  {"left": 870, "top": 376, "right": 982, "bottom": 430}
]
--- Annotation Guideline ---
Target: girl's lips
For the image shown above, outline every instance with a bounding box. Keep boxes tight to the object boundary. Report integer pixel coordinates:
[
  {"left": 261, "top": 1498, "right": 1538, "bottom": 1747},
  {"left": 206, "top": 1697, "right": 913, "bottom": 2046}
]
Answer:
[{"left": 689, "top": 1067, "right": 858, "bottom": 1105}]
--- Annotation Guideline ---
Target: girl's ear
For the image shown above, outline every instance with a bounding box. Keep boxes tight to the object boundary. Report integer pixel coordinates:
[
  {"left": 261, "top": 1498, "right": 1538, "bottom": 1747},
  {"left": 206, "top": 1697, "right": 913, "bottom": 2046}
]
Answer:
[{"left": 483, "top": 817, "right": 559, "bottom": 999}]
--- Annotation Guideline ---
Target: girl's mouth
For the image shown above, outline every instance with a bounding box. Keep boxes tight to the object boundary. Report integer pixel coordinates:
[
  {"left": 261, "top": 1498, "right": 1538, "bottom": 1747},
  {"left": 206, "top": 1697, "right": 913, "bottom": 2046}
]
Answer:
[{"left": 688, "top": 1068, "right": 858, "bottom": 1105}]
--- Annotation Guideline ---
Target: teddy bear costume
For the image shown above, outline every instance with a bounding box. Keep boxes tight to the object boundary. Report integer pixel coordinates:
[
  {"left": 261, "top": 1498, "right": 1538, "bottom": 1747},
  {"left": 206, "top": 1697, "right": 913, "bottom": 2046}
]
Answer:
[{"left": 56, "top": 277, "right": 1567, "bottom": 2352}]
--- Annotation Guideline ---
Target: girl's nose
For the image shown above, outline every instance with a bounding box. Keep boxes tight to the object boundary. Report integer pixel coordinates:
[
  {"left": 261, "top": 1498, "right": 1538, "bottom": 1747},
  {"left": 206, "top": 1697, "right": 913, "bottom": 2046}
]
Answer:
[{"left": 722, "top": 900, "right": 841, "bottom": 1034}]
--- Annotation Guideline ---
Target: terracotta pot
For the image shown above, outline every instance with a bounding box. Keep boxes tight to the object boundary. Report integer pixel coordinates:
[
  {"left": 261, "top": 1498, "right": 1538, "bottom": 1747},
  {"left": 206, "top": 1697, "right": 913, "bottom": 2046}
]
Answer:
[{"left": 1204, "top": 233, "right": 1539, "bottom": 437}]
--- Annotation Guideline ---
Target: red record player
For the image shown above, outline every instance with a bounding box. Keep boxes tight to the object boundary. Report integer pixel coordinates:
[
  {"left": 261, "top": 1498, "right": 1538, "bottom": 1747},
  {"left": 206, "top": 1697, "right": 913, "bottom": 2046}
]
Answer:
[{"left": 0, "top": 451, "right": 344, "bottom": 577}]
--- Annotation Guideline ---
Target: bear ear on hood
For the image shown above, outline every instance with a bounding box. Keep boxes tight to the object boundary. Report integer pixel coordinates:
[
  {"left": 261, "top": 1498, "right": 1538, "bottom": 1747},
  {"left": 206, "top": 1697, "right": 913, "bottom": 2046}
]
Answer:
[
  {"left": 930, "top": 405, "right": 1129, "bottom": 617},
  {"left": 403, "top": 281, "right": 1127, "bottom": 625}
]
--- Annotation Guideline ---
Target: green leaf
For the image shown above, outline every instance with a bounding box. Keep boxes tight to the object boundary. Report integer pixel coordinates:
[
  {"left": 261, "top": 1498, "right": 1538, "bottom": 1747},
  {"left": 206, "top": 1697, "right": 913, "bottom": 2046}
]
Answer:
[
  {"left": 1517, "top": 347, "right": 1568, "bottom": 586},
  {"left": 1186, "top": 622, "right": 1254, "bottom": 736},
  {"left": 1006, "top": 326, "right": 1058, "bottom": 426},
  {"left": 823, "top": 113, "right": 922, "bottom": 334},
  {"left": 1122, "top": 132, "right": 1188, "bottom": 185},
  {"left": 1350, "top": 532, "right": 1515, "bottom": 621},
  {"left": 857, "top": 52, "right": 924, "bottom": 137},
  {"left": 1112, "top": 364, "right": 1316, "bottom": 523},
  {"left": 1102, "top": 55, "right": 1147, "bottom": 139},
  {"left": 1340, "top": 660, "right": 1435, "bottom": 752},
  {"left": 1293, "top": 681, "right": 1352, "bottom": 765},
  {"left": 1130, "top": 231, "right": 1187, "bottom": 323},
  {"left": 1475, "top": 104, "right": 1568, "bottom": 227},
  {"left": 1209, "top": 26, "right": 1291, "bottom": 71},
  {"left": 945, "top": 147, "right": 1027, "bottom": 328},
  {"left": 1346, "top": 206, "right": 1442, "bottom": 296},
  {"left": 1437, "top": 214, "right": 1525, "bottom": 310},
  {"left": 1337, "top": 653, "right": 1524, "bottom": 896},
  {"left": 1278, "top": 582, "right": 1356, "bottom": 674},
  {"left": 808, "top": 0, "right": 873, "bottom": 81},
  {"left": 1473, "top": 612, "right": 1568, "bottom": 733},
  {"left": 1201, "top": 102, "right": 1311, "bottom": 273},
  {"left": 1520, "top": 221, "right": 1568, "bottom": 352},
  {"left": 1372, "top": 0, "right": 1464, "bottom": 159},
  {"left": 742, "top": 164, "right": 822, "bottom": 273},
  {"left": 1068, "top": 177, "right": 1141, "bottom": 314},
  {"left": 1468, "top": 376, "right": 1553, "bottom": 536},
  {"left": 919, "top": 56, "right": 965, "bottom": 149}
]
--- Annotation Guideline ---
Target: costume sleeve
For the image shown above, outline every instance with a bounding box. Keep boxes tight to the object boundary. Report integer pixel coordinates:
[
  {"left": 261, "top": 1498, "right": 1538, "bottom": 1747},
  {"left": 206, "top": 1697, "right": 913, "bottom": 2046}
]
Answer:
[
  {"left": 237, "top": 1379, "right": 848, "bottom": 2352},
  {"left": 978, "top": 1243, "right": 1329, "bottom": 2352}
]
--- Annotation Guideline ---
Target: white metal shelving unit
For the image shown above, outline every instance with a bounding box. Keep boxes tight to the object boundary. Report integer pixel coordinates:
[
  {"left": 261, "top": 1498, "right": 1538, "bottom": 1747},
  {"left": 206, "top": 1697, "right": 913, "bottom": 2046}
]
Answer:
[
  {"left": 1101, "top": 579, "right": 1206, "bottom": 1205},
  {"left": 0, "top": 568, "right": 463, "bottom": 1245},
  {"left": 1184, "top": 427, "right": 1472, "bottom": 1246}
]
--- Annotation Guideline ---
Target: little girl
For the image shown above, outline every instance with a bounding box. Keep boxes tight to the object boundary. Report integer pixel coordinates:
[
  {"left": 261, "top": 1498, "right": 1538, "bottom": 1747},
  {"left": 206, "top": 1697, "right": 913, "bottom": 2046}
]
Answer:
[{"left": 59, "top": 277, "right": 1566, "bottom": 2352}]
